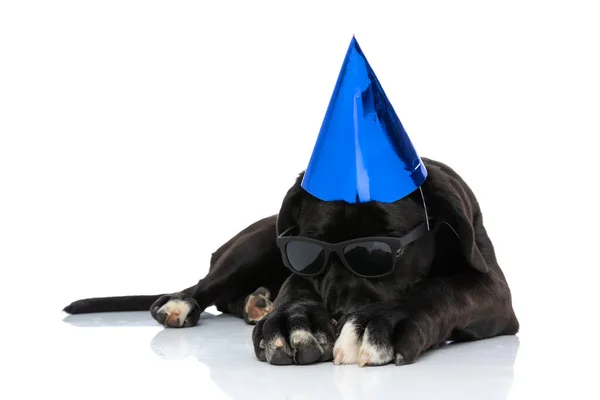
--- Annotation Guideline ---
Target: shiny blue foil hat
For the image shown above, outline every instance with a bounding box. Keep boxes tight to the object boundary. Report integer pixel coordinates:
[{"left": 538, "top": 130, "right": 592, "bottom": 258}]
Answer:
[{"left": 301, "top": 37, "right": 427, "bottom": 203}]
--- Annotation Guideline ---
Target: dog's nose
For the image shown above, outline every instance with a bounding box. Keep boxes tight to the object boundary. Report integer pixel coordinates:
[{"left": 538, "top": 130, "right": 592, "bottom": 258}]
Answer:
[{"left": 328, "top": 254, "right": 347, "bottom": 272}]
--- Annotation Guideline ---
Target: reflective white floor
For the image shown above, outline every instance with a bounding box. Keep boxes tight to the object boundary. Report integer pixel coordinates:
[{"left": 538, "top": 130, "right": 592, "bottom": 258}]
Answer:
[
  {"left": 3, "top": 308, "right": 589, "bottom": 400},
  {"left": 64, "top": 311, "right": 518, "bottom": 400}
]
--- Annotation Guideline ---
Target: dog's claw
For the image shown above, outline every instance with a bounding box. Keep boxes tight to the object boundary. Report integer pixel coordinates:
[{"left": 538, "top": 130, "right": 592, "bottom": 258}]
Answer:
[
  {"left": 394, "top": 353, "right": 406, "bottom": 366},
  {"left": 358, "top": 351, "right": 369, "bottom": 368},
  {"left": 333, "top": 350, "right": 343, "bottom": 365}
]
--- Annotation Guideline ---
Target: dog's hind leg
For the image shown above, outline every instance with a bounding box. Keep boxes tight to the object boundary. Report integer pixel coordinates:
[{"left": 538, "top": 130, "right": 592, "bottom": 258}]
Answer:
[
  {"left": 150, "top": 216, "right": 291, "bottom": 328},
  {"left": 64, "top": 215, "right": 291, "bottom": 329}
]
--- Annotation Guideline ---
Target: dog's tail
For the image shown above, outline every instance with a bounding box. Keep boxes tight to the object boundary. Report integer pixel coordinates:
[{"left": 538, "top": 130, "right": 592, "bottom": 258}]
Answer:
[{"left": 63, "top": 294, "right": 165, "bottom": 314}]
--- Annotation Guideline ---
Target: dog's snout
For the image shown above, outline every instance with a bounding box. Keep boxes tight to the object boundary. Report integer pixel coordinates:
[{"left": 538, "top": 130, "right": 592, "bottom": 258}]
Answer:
[{"left": 325, "top": 257, "right": 355, "bottom": 278}]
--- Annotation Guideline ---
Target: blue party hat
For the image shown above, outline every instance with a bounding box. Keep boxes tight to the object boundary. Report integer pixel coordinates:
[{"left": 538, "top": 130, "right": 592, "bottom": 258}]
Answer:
[{"left": 301, "top": 37, "right": 427, "bottom": 203}]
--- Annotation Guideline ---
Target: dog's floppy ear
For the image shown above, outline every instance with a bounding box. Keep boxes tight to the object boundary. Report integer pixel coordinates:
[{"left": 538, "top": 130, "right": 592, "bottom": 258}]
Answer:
[
  {"left": 276, "top": 172, "right": 306, "bottom": 236},
  {"left": 424, "top": 160, "right": 489, "bottom": 274}
]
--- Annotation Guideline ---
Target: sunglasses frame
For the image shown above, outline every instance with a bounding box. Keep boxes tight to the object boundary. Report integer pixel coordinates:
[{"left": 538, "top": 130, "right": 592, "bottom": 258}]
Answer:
[{"left": 275, "top": 222, "right": 430, "bottom": 279}]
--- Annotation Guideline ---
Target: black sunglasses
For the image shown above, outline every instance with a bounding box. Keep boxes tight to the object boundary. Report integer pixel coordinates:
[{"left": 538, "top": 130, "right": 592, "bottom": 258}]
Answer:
[{"left": 275, "top": 222, "right": 430, "bottom": 278}]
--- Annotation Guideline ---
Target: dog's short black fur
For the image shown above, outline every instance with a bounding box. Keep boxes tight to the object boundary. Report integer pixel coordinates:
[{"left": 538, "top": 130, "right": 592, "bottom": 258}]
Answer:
[{"left": 64, "top": 157, "right": 519, "bottom": 366}]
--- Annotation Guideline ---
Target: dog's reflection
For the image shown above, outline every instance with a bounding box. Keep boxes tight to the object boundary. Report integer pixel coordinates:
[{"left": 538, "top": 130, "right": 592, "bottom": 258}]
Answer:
[
  {"left": 63, "top": 311, "right": 519, "bottom": 399},
  {"left": 148, "top": 313, "right": 520, "bottom": 400}
]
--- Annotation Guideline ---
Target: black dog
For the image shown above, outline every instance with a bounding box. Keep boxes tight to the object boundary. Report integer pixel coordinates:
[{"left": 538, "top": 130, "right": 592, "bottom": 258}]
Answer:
[{"left": 64, "top": 157, "right": 519, "bottom": 366}]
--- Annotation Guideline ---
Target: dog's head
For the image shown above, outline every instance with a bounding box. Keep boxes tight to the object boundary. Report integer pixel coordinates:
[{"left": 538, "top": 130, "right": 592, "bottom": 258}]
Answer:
[{"left": 275, "top": 158, "right": 489, "bottom": 291}]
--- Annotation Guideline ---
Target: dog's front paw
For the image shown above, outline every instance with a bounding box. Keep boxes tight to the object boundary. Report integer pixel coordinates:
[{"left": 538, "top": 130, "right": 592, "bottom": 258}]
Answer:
[
  {"left": 334, "top": 306, "right": 428, "bottom": 367},
  {"left": 252, "top": 301, "right": 336, "bottom": 365},
  {"left": 150, "top": 293, "right": 201, "bottom": 328}
]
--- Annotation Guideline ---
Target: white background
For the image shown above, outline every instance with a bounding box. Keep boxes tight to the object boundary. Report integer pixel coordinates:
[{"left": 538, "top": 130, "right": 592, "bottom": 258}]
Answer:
[{"left": 1, "top": 1, "right": 599, "bottom": 399}]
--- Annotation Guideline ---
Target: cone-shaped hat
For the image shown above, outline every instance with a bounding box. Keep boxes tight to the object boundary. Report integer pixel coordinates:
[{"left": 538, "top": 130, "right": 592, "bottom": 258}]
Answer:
[{"left": 301, "top": 37, "right": 427, "bottom": 203}]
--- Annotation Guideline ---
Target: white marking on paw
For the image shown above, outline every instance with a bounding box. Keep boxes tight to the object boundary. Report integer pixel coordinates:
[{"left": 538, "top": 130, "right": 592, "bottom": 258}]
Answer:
[
  {"left": 290, "top": 329, "right": 316, "bottom": 346},
  {"left": 333, "top": 319, "right": 361, "bottom": 365},
  {"left": 271, "top": 336, "right": 285, "bottom": 349},
  {"left": 159, "top": 300, "right": 192, "bottom": 327},
  {"left": 314, "top": 331, "right": 330, "bottom": 346},
  {"left": 265, "top": 335, "right": 293, "bottom": 361},
  {"left": 358, "top": 327, "right": 393, "bottom": 367}
]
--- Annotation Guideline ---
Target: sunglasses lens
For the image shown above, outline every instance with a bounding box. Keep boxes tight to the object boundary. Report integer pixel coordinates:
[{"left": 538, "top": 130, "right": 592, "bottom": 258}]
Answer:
[
  {"left": 343, "top": 241, "right": 393, "bottom": 277},
  {"left": 285, "top": 241, "right": 325, "bottom": 275}
]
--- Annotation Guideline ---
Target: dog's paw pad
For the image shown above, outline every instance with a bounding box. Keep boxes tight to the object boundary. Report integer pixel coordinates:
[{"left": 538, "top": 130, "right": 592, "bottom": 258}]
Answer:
[
  {"left": 244, "top": 287, "right": 273, "bottom": 324},
  {"left": 333, "top": 318, "right": 361, "bottom": 365},
  {"left": 151, "top": 294, "right": 199, "bottom": 328}
]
